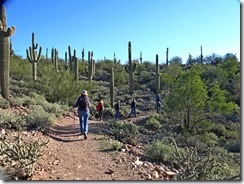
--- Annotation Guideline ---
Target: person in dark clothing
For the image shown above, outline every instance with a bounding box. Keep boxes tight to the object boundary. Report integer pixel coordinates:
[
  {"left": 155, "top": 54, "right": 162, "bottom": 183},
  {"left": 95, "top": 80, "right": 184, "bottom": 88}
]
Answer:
[
  {"left": 128, "top": 98, "right": 137, "bottom": 118},
  {"left": 73, "top": 90, "right": 91, "bottom": 139},
  {"left": 155, "top": 94, "right": 162, "bottom": 113},
  {"left": 114, "top": 100, "right": 121, "bottom": 120}
]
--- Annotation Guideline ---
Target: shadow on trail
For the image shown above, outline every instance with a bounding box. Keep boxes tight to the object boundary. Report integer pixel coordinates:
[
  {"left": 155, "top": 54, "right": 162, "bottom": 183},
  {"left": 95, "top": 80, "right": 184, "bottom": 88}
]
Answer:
[
  {"left": 47, "top": 133, "right": 84, "bottom": 143},
  {"left": 47, "top": 120, "right": 109, "bottom": 143}
]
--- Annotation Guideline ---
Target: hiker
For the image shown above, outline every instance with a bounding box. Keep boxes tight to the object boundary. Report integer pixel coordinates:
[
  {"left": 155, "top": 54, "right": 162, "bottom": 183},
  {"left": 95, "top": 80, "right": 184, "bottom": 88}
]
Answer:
[
  {"left": 128, "top": 98, "right": 137, "bottom": 118},
  {"left": 114, "top": 100, "right": 121, "bottom": 120},
  {"left": 155, "top": 94, "right": 162, "bottom": 113},
  {"left": 73, "top": 90, "right": 91, "bottom": 140},
  {"left": 96, "top": 99, "right": 104, "bottom": 121}
]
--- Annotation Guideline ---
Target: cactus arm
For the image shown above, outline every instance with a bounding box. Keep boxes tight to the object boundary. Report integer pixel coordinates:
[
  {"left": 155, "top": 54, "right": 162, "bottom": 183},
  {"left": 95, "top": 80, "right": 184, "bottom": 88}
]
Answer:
[
  {"left": 32, "top": 32, "right": 38, "bottom": 49},
  {"left": 26, "top": 48, "right": 32, "bottom": 63}
]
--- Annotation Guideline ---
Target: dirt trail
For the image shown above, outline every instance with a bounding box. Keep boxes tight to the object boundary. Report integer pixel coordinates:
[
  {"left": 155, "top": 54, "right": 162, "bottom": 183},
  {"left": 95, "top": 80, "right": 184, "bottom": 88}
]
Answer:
[{"left": 31, "top": 116, "right": 143, "bottom": 180}]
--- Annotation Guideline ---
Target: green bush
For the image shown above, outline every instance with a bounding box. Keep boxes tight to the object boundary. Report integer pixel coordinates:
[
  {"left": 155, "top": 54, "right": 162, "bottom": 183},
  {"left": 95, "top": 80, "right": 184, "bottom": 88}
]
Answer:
[
  {"left": 144, "top": 117, "right": 161, "bottom": 131},
  {"left": 109, "top": 121, "right": 139, "bottom": 145},
  {"left": 144, "top": 139, "right": 176, "bottom": 162},
  {"left": 0, "top": 131, "right": 49, "bottom": 180},
  {"left": 25, "top": 105, "right": 55, "bottom": 134},
  {"left": 196, "top": 132, "right": 218, "bottom": 147},
  {"left": 0, "top": 109, "right": 26, "bottom": 130},
  {"left": 0, "top": 97, "right": 11, "bottom": 109}
]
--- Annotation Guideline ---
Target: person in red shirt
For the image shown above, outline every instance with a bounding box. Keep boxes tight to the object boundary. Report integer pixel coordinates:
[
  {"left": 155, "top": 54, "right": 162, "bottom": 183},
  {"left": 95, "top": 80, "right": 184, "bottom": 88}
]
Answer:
[{"left": 96, "top": 99, "right": 104, "bottom": 121}]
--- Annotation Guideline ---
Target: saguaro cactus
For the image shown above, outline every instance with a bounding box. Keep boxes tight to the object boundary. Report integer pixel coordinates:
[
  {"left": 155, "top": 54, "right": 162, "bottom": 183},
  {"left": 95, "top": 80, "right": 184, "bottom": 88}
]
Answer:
[
  {"left": 156, "top": 54, "right": 161, "bottom": 94},
  {"left": 68, "top": 46, "right": 78, "bottom": 80},
  {"left": 51, "top": 48, "right": 59, "bottom": 71},
  {"left": 166, "top": 47, "right": 169, "bottom": 66},
  {"left": 74, "top": 56, "right": 78, "bottom": 81},
  {"left": 113, "top": 52, "right": 116, "bottom": 63},
  {"left": 68, "top": 45, "right": 76, "bottom": 72},
  {"left": 81, "top": 47, "right": 85, "bottom": 62},
  {"left": 26, "top": 32, "right": 42, "bottom": 81},
  {"left": 45, "top": 48, "right": 48, "bottom": 61},
  {"left": 0, "top": 5, "right": 16, "bottom": 99},
  {"left": 139, "top": 51, "right": 142, "bottom": 65},
  {"left": 110, "top": 67, "right": 114, "bottom": 108},
  {"left": 125, "top": 41, "right": 137, "bottom": 95},
  {"left": 64, "top": 52, "right": 68, "bottom": 69},
  {"left": 200, "top": 45, "right": 203, "bottom": 64},
  {"left": 85, "top": 51, "right": 95, "bottom": 83}
]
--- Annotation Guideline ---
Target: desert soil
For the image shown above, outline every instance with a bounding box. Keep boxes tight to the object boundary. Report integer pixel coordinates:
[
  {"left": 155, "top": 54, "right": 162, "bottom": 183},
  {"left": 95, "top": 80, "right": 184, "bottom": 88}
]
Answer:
[{"left": 31, "top": 115, "right": 145, "bottom": 181}]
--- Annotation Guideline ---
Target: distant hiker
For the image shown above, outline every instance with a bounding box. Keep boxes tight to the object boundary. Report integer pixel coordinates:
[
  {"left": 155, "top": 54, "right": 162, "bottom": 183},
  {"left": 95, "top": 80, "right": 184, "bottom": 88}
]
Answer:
[
  {"left": 114, "top": 100, "right": 121, "bottom": 120},
  {"left": 73, "top": 90, "right": 91, "bottom": 140},
  {"left": 128, "top": 98, "right": 137, "bottom": 118},
  {"left": 155, "top": 94, "right": 162, "bottom": 113},
  {"left": 96, "top": 99, "right": 104, "bottom": 121}
]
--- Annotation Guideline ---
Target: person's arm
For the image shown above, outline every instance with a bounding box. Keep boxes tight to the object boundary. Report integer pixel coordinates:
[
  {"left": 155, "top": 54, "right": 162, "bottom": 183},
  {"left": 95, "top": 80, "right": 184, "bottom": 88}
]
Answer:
[{"left": 73, "top": 97, "right": 80, "bottom": 108}]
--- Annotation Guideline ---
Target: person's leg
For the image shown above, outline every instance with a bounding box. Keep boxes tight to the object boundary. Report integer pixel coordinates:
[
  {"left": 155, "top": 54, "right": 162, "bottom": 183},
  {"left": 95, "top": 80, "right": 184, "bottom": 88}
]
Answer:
[
  {"left": 83, "top": 111, "right": 89, "bottom": 139},
  {"left": 116, "top": 110, "right": 119, "bottom": 119},
  {"left": 78, "top": 111, "right": 83, "bottom": 134},
  {"left": 128, "top": 109, "right": 132, "bottom": 118},
  {"left": 99, "top": 110, "right": 103, "bottom": 121}
]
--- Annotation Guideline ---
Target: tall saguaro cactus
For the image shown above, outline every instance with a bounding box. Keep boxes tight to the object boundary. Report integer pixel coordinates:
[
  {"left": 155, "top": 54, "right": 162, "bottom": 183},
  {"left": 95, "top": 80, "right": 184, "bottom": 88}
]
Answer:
[
  {"left": 68, "top": 46, "right": 78, "bottom": 80},
  {"left": 51, "top": 48, "right": 59, "bottom": 71},
  {"left": 81, "top": 47, "right": 85, "bottom": 62},
  {"left": 0, "top": 5, "right": 16, "bottom": 99},
  {"left": 26, "top": 32, "right": 42, "bottom": 81},
  {"left": 110, "top": 67, "right": 114, "bottom": 108},
  {"left": 200, "top": 45, "right": 203, "bottom": 64},
  {"left": 156, "top": 54, "right": 161, "bottom": 94},
  {"left": 68, "top": 45, "right": 76, "bottom": 71},
  {"left": 139, "top": 51, "right": 142, "bottom": 65},
  {"left": 85, "top": 51, "right": 95, "bottom": 83},
  {"left": 125, "top": 41, "right": 137, "bottom": 95},
  {"left": 166, "top": 47, "right": 169, "bottom": 66}
]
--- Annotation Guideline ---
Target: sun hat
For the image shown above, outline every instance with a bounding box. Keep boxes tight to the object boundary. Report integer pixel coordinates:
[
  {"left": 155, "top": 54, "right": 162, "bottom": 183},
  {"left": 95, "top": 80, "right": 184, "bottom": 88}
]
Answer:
[{"left": 82, "top": 90, "right": 88, "bottom": 96}]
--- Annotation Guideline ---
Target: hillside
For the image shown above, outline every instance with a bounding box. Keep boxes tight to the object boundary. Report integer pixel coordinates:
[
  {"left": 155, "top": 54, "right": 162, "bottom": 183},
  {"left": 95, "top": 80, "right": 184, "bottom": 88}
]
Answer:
[{"left": 0, "top": 53, "right": 241, "bottom": 181}]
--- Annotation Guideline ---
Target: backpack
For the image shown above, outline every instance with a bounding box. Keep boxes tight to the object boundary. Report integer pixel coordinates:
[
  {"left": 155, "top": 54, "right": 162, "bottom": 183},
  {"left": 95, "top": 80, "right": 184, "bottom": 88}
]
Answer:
[
  {"left": 114, "top": 103, "right": 119, "bottom": 110},
  {"left": 79, "top": 97, "right": 87, "bottom": 110}
]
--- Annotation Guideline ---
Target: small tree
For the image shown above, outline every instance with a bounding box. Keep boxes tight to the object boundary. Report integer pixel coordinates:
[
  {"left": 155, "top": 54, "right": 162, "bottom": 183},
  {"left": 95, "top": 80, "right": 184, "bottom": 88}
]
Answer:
[{"left": 166, "top": 67, "right": 207, "bottom": 132}]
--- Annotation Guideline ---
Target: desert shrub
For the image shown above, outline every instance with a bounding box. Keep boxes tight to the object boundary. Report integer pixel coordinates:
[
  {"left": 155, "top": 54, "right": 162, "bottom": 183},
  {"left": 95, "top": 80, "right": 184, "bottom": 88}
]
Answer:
[
  {"left": 0, "top": 97, "right": 11, "bottom": 109},
  {"left": 0, "top": 109, "right": 26, "bottom": 130},
  {"left": 111, "top": 140, "right": 123, "bottom": 151},
  {"left": 186, "top": 136, "right": 207, "bottom": 151},
  {"left": 0, "top": 131, "right": 49, "bottom": 180},
  {"left": 139, "top": 71, "right": 152, "bottom": 83},
  {"left": 170, "top": 138, "right": 240, "bottom": 180},
  {"left": 223, "top": 139, "right": 240, "bottom": 153},
  {"left": 224, "top": 129, "right": 239, "bottom": 140},
  {"left": 114, "top": 71, "right": 127, "bottom": 87},
  {"left": 144, "top": 139, "right": 179, "bottom": 163},
  {"left": 209, "top": 123, "right": 226, "bottom": 137},
  {"left": 144, "top": 117, "right": 161, "bottom": 131},
  {"left": 37, "top": 67, "right": 82, "bottom": 105},
  {"left": 10, "top": 59, "right": 32, "bottom": 82},
  {"left": 43, "top": 103, "right": 67, "bottom": 118},
  {"left": 196, "top": 132, "right": 218, "bottom": 147},
  {"left": 25, "top": 105, "right": 55, "bottom": 134},
  {"left": 109, "top": 121, "right": 139, "bottom": 145}
]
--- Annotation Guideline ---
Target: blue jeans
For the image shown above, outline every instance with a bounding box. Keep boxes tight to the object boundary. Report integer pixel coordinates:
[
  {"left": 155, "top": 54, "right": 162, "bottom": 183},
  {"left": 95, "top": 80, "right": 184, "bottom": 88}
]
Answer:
[
  {"left": 129, "top": 107, "right": 136, "bottom": 117},
  {"left": 115, "top": 110, "right": 120, "bottom": 119},
  {"left": 78, "top": 110, "right": 89, "bottom": 133}
]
